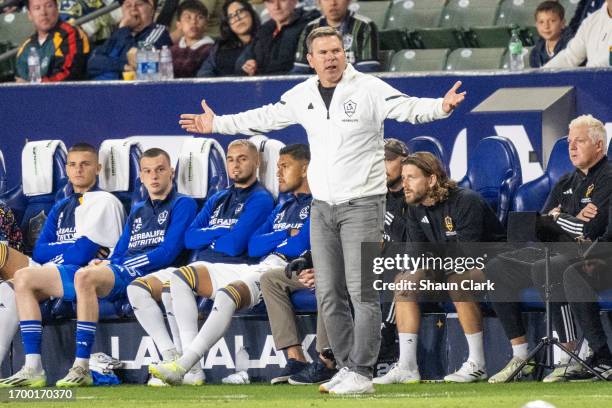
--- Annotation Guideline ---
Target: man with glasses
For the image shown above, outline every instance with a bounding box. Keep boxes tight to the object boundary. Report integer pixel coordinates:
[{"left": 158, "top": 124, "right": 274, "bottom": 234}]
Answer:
[{"left": 87, "top": 0, "right": 172, "bottom": 80}]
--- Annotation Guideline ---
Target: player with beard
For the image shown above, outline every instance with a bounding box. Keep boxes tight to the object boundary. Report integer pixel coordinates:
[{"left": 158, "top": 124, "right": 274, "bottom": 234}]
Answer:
[
  {"left": 374, "top": 152, "right": 505, "bottom": 385},
  {"left": 128, "top": 139, "right": 274, "bottom": 386}
]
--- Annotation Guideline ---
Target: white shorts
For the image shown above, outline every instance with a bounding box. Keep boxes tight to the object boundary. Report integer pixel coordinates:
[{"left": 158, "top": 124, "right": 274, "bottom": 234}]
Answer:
[
  {"left": 191, "top": 254, "right": 287, "bottom": 308},
  {"left": 143, "top": 267, "right": 176, "bottom": 285},
  {"left": 28, "top": 258, "right": 56, "bottom": 269}
]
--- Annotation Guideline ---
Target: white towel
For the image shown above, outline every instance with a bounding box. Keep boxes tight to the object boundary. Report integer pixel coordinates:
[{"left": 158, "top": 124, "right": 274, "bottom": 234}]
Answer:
[
  {"left": 250, "top": 137, "right": 285, "bottom": 199},
  {"left": 99, "top": 139, "right": 142, "bottom": 192},
  {"left": 21, "top": 140, "right": 67, "bottom": 196},
  {"left": 74, "top": 191, "right": 126, "bottom": 248},
  {"left": 177, "top": 138, "right": 225, "bottom": 198}
]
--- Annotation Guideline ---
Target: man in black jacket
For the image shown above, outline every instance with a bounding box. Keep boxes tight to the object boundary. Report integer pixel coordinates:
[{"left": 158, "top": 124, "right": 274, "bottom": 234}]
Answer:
[
  {"left": 488, "top": 114, "right": 612, "bottom": 383},
  {"left": 239, "top": 0, "right": 319, "bottom": 75},
  {"left": 374, "top": 152, "right": 505, "bottom": 385}
]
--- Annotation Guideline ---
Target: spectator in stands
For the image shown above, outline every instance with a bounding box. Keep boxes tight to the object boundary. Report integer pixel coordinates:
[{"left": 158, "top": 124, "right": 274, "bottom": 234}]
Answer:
[
  {"left": 127, "top": 140, "right": 274, "bottom": 386},
  {"left": 197, "top": 0, "right": 260, "bottom": 77},
  {"left": 58, "top": 0, "right": 121, "bottom": 46},
  {"left": 179, "top": 26, "right": 466, "bottom": 394},
  {"left": 544, "top": 0, "right": 612, "bottom": 67},
  {"left": 530, "top": 1, "right": 573, "bottom": 68},
  {"left": 0, "top": 143, "right": 125, "bottom": 383},
  {"left": 292, "top": 0, "right": 379, "bottom": 73},
  {"left": 239, "top": 0, "right": 319, "bottom": 75},
  {"left": 0, "top": 148, "right": 197, "bottom": 388},
  {"left": 563, "top": 205, "right": 612, "bottom": 381},
  {"left": 568, "top": 0, "right": 605, "bottom": 35},
  {"left": 86, "top": 0, "right": 172, "bottom": 80},
  {"left": 0, "top": 202, "right": 22, "bottom": 253},
  {"left": 487, "top": 115, "right": 612, "bottom": 383},
  {"left": 373, "top": 152, "right": 505, "bottom": 385},
  {"left": 159, "top": 0, "right": 223, "bottom": 41},
  {"left": 15, "top": 0, "right": 89, "bottom": 82},
  {"left": 171, "top": 0, "right": 214, "bottom": 78}
]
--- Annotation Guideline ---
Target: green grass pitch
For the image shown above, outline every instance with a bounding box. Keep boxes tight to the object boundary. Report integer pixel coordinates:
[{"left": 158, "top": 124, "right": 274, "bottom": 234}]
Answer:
[{"left": 3, "top": 383, "right": 612, "bottom": 408}]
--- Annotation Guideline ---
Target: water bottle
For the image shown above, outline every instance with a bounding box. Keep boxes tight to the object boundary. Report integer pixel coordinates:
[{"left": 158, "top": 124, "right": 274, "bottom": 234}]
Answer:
[
  {"left": 27, "top": 47, "right": 41, "bottom": 83},
  {"left": 136, "top": 42, "right": 148, "bottom": 80},
  {"left": 147, "top": 45, "right": 160, "bottom": 81},
  {"left": 159, "top": 45, "right": 174, "bottom": 80},
  {"left": 508, "top": 29, "right": 525, "bottom": 71}
]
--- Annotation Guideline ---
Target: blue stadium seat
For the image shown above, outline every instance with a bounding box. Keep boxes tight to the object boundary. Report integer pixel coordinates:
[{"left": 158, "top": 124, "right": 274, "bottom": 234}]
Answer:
[
  {"left": 406, "top": 136, "right": 449, "bottom": 174},
  {"left": 0, "top": 141, "right": 68, "bottom": 251},
  {"left": 607, "top": 138, "right": 612, "bottom": 158},
  {"left": 0, "top": 149, "right": 6, "bottom": 195},
  {"left": 290, "top": 289, "right": 317, "bottom": 313},
  {"left": 513, "top": 137, "right": 573, "bottom": 212},
  {"left": 459, "top": 136, "right": 522, "bottom": 225},
  {"left": 98, "top": 139, "right": 143, "bottom": 214},
  {"left": 598, "top": 289, "right": 612, "bottom": 311}
]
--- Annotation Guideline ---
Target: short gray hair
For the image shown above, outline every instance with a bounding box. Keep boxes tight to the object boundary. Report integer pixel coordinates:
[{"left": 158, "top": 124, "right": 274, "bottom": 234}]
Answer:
[
  {"left": 306, "top": 26, "right": 343, "bottom": 54},
  {"left": 569, "top": 114, "right": 607, "bottom": 145}
]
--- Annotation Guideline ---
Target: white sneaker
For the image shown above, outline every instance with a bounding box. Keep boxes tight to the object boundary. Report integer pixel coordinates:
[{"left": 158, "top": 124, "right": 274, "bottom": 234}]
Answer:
[
  {"left": 329, "top": 371, "right": 375, "bottom": 395},
  {"left": 488, "top": 356, "right": 534, "bottom": 383},
  {"left": 444, "top": 360, "right": 487, "bottom": 383},
  {"left": 373, "top": 363, "right": 420, "bottom": 384},
  {"left": 147, "top": 376, "right": 169, "bottom": 387},
  {"left": 222, "top": 371, "right": 250, "bottom": 384},
  {"left": 319, "top": 367, "right": 350, "bottom": 393},
  {"left": 183, "top": 366, "right": 205, "bottom": 385},
  {"left": 543, "top": 361, "right": 583, "bottom": 383}
]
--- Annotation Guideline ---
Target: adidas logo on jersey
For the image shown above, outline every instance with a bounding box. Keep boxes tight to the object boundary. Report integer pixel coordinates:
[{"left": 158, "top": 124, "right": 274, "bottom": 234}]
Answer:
[
  {"left": 420, "top": 216, "right": 429, "bottom": 224},
  {"left": 563, "top": 188, "right": 573, "bottom": 195}
]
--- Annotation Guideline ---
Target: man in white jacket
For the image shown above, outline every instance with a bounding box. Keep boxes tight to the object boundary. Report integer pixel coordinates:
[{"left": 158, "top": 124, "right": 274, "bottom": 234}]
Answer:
[
  {"left": 179, "top": 26, "right": 465, "bottom": 394},
  {"left": 545, "top": 0, "right": 612, "bottom": 68}
]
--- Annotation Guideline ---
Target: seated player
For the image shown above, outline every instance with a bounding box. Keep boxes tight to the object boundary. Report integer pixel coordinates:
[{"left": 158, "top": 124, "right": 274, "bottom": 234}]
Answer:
[
  {"left": 127, "top": 139, "right": 273, "bottom": 386},
  {"left": 0, "top": 143, "right": 121, "bottom": 369},
  {"left": 487, "top": 114, "right": 612, "bottom": 383},
  {"left": 148, "top": 143, "right": 311, "bottom": 385},
  {"left": 373, "top": 152, "right": 506, "bottom": 385},
  {"left": 0, "top": 148, "right": 197, "bottom": 388}
]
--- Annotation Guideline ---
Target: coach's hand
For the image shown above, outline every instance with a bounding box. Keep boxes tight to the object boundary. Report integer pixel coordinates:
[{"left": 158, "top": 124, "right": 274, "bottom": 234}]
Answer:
[
  {"left": 442, "top": 81, "right": 466, "bottom": 113},
  {"left": 179, "top": 99, "right": 215, "bottom": 134}
]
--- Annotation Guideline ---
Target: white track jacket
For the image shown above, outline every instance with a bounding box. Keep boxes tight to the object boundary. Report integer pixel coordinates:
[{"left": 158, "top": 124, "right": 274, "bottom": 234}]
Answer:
[{"left": 213, "top": 64, "right": 450, "bottom": 204}]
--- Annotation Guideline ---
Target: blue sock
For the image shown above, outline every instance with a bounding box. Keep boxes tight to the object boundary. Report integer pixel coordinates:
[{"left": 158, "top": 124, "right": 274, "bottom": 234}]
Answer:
[
  {"left": 20, "top": 320, "right": 42, "bottom": 355},
  {"left": 75, "top": 321, "right": 97, "bottom": 359}
]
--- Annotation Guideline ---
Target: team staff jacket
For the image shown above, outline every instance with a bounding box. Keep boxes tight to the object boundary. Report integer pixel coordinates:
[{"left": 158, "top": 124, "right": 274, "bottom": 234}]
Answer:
[
  {"left": 542, "top": 156, "right": 612, "bottom": 240},
  {"left": 293, "top": 11, "right": 380, "bottom": 73},
  {"left": 405, "top": 187, "right": 506, "bottom": 243},
  {"left": 16, "top": 21, "right": 89, "bottom": 82},
  {"left": 213, "top": 64, "right": 450, "bottom": 204},
  {"left": 383, "top": 188, "right": 408, "bottom": 243},
  {"left": 86, "top": 23, "right": 172, "bottom": 79},
  {"left": 248, "top": 193, "right": 312, "bottom": 261},
  {"left": 186, "top": 181, "right": 275, "bottom": 264},
  {"left": 110, "top": 189, "right": 197, "bottom": 275},
  {"left": 33, "top": 188, "right": 101, "bottom": 266}
]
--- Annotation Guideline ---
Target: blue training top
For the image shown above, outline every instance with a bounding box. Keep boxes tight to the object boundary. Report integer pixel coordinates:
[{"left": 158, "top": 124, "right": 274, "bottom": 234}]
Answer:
[
  {"left": 110, "top": 188, "right": 197, "bottom": 275},
  {"left": 248, "top": 192, "right": 312, "bottom": 261},
  {"left": 186, "top": 180, "right": 275, "bottom": 264},
  {"left": 33, "top": 187, "right": 102, "bottom": 266}
]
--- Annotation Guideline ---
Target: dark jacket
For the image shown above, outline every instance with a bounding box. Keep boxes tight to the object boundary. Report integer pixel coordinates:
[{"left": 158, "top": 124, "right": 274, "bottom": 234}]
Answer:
[
  {"left": 87, "top": 23, "right": 172, "bottom": 80},
  {"left": 16, "top": 21, "right": 89, "bottom": 82},
  {"left": 243, "top": 7, "right": 319, "bottom": 75},
  {"left": 529, "top": 28, "right": 573, "bottom": 68},
  {"left": 197, "top": 41, "right": 251, "bottom": 77}
]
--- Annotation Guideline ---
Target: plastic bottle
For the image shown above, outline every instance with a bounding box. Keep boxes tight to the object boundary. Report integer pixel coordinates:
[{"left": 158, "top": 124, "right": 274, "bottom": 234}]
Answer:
[
  {"left": 159, "top": 45, "right": 174, "bottom": 80},
  {"left": 508, "top": 29, "right": 525, "bottom": 71},
  {"left": 136, "top": 41, "right": 148, "bottom": 80},
  {"left": 147, "top": 45, "right": 160, "bottom": 81},
  {"left": 27, "top": 47, "right": 41, "bottom": 83}
]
